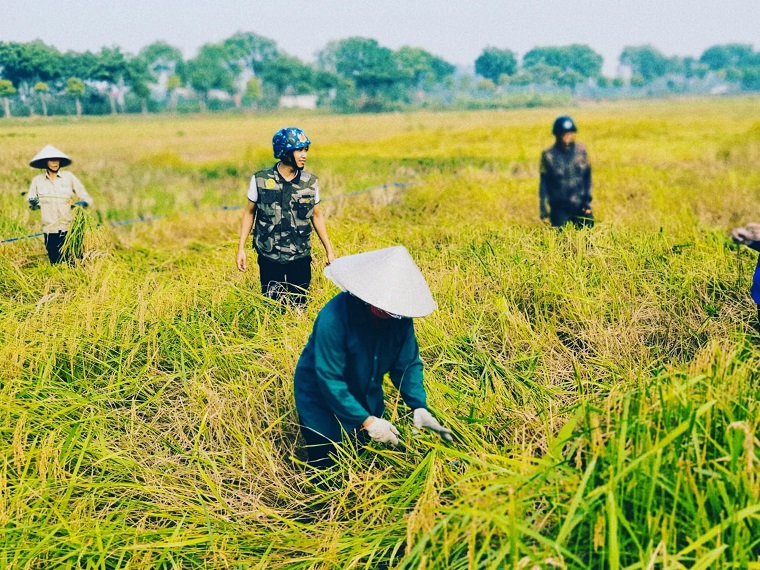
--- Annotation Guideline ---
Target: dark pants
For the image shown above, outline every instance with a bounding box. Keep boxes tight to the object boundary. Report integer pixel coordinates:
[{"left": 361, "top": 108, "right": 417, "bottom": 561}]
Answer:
[
  {"left": 299, "top": 420, "right": 370, "bottom": 469},
  {"left": 44, "top": 231, "right": 69, "bottom": 264},
  {"left": 550, "top": 207, "right": 594, "bottom": 229},
  {"left": 257, "top": 255, "right": 312, "bottom": 307}
]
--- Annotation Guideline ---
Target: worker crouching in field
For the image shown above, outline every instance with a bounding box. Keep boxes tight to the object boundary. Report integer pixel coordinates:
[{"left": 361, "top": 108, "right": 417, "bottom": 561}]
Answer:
[
  {"left": 236, "top": 127, "right": 335, "bottom": 307},
  {"left": 539, "top": 116, "right": 594, "bottom": 229},
  {"left": 27, "top": 145, "right": 94, "bottom": 264},
  {"left": 294, "top": 246, "right": 453, "bottom": 469},
  {"left": 731, "top": 223, "right": 760, "bottom": 329}
]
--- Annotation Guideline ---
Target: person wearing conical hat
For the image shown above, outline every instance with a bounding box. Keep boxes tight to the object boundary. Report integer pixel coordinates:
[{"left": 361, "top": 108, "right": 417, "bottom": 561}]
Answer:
[
  {"left": 27, "top": 145, "right": 94, "bottom": 264},
  {"left": 293, "top": 245, "right": 453, "bottom": 469},
  {"left": 731, "top": 223, "right": 760, "bottom": 330}
]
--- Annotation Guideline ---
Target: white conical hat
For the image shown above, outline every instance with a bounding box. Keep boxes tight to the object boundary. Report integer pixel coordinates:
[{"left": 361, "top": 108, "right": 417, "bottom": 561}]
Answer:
[
  {"left": 29, "top": 145, "right": 72, "bottom": 169},
  {"left": 324, "top": 246, "right": 436, "bottom": 318}
]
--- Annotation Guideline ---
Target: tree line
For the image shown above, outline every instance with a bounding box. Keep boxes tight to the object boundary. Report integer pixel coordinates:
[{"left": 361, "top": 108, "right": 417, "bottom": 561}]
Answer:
[{"left": 0, "top": 33, "right": 758, "bottom": 117}]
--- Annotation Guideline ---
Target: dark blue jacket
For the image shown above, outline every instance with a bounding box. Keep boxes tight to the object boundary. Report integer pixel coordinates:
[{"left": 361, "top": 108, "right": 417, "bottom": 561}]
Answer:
[{"left": 294, "top": 292, "right": 427, "bottom": 442}]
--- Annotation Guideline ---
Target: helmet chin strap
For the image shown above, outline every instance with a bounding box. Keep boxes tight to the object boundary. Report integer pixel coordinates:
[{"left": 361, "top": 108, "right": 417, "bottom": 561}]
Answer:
[{"left": 281, "top": 151, "right": 301, "bottom": 170}]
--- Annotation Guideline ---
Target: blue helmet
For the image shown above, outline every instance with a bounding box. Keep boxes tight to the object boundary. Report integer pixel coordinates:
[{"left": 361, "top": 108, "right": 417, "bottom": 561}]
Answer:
[
  {"left": 272, "top": 127, "right": 311, "bottom": 159},
  {"left": 552, "top": 116, "right": 577, "bottom": 136}
]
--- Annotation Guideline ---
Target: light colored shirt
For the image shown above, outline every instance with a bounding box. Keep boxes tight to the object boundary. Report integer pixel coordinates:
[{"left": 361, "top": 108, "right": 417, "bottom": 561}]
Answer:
[
  {"left": 247, "top": 169, "right": 320, "bottom": 203},
  {"left": 27, "top": 170, "right": 94, "bottom": 233}
]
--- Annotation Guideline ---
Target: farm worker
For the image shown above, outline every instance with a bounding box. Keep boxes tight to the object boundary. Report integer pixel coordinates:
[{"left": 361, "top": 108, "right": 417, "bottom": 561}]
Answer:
[
  {"left": 731, "top": 223, "right": 760, "bottom": 328},
  {"left": 539, "top": 116, "right": 594, "bottom": 228},
  {"left": 236, "top": 127, "right": 335, "bottom": 307},
  {"left": 293, "top": 245, "right": 453, "bottom": 469},
  {"left": 27, "top": 145, "right": 94, "bottom": 264}
]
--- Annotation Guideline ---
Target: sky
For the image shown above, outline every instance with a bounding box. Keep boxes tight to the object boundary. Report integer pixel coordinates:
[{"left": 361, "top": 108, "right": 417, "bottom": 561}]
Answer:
[{"left": 2, "top": 0, "right": 759, "bottom": 75}]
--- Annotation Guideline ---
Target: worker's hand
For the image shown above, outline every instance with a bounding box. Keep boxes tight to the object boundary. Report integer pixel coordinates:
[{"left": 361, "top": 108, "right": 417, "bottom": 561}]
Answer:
[
  {"left": 732, "top": 227, "right": 753, "bottom": 245},
  {"left": 236, "top": 249, "right": 247, "bottom": 272},
  {"left": 364, "top": 417, "right": 400, "bottom": 446},
  {"left": 413, "top": 408, "right": 453, "bottom": 442},
  {"left": 540, "top": 216, "right": 550, "bottom": 225},
  {"left": 582, "top": 208, "right": 592, "bottom": 215},
  {"left": 28, "top": 197, "right": 40, "bottom": 210},
  {"left": 71, "top": 200, "right": 88, "bottom": 209},
  {"left": 326, "top": 250, "right": 336, "bottom": 265}
]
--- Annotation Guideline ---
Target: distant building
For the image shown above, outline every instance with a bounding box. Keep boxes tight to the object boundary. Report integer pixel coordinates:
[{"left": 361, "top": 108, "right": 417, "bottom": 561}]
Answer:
[
  {"left": 208, "top": 89, "right": 233, "bottom": 101},
  {"left": 279, "top": 94, "right": 318, "bottom": 109}
]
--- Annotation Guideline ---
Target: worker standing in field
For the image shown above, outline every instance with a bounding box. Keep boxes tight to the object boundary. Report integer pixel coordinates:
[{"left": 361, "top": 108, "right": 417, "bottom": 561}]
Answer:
[
  {"left": 236, "top": 127, "right": 335, "bottom": 307},
  {"left": 293, "top": 246, "right": 453, "bottom": 469},
  {"left": 27, "top": 145, "right": 94, "bottom": 264},
  {"left": 539, "top": 116, "right": 594, "bottom": 228},
  {"left": 731, "top": 223, "right": 760, "bottom": 329}
]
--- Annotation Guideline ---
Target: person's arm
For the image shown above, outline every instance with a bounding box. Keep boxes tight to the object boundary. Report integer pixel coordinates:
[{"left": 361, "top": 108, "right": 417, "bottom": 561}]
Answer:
[
  {"left": 388, "top": 321, "right": 427, "bottom": 411},
  {"left": 311, "top": 204, "right": 335, "bottom": 264},
  {"left": 27, "top": 178, "right": 40, "bottom": 209},
  {"left": 539, "top": 153, "right": 550, "bottom": 221},
  {"left": 731, "top": 227, "right": 760, "bottom": 253},
  {"left": 312, "top": 308, "right": 372, "bottom": 429},
  {"left": 70, "top": 173, "right": 94, "bottom": 207},
  {"left": 582, "top": 154, "right": 592, "bottom": 214},
  {"left": 236, "top": 200, "right": 256, "bottom": 271}
]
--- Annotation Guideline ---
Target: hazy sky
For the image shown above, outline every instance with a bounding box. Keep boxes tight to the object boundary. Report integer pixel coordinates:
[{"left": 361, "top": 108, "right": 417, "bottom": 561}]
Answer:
[{"left": 2, "top": 1, "right": 758, "bottom": 74}]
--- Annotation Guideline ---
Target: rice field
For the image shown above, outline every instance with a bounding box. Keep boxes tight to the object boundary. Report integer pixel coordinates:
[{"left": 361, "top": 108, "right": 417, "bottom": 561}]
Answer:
[{"left": 0, "top": 97, "right": 759, "bottom": 568}]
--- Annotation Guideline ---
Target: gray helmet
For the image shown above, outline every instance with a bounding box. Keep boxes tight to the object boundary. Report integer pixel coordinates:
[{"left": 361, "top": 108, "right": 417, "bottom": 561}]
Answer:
[{"left": 552, "top": 116, "right": 577, "bottom": 136}]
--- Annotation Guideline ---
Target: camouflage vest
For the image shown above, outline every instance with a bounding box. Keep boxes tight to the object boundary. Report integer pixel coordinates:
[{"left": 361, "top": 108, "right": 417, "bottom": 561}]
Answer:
[
  {"left": 253, "top": 165, "right": 318, "bottom": 262},
  {"left": 541, "top": 143, "right": 590, "bottom": 208}
]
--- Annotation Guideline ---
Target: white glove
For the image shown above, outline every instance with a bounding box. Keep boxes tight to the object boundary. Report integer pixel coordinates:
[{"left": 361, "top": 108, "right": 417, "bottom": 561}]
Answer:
[
  {"left": 364, "top": 418, "right": 400, "bottom": 446},
  {"left": 731, "top": 227, "right": 753, "bottom": 245},
  {"left": 413, "top": 408, "right": 453, "bottom": 442},
  {"left": 732, "top": 227, "right": 760, "bottom": 251}
]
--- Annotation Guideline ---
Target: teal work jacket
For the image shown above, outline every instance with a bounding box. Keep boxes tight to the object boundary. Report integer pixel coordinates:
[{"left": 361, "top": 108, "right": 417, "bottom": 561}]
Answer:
[{"left": 294, "top": 292, "right": 428, "bottom": 442}]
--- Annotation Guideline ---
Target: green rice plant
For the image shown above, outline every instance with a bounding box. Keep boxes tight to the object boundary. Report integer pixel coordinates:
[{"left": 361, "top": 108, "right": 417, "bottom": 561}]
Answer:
[{"left": 59, "top": 206, "right": 106, "bottom": 262}]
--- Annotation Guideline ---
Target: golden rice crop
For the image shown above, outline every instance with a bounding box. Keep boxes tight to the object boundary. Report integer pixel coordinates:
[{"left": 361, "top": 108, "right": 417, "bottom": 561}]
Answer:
[{"left": 0, "top": 97, "right": 758, "bottom": 568}]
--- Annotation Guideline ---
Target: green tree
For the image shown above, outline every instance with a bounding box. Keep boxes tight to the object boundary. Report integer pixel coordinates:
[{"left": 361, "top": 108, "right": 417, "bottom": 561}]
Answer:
[
  {"left": 741, "top": 67, "right": 760, "bottom": 91},
  {"left": 258, "top": 54, "right": 314, "bottom": 96},
  {"left": 523, "top": 45, "right": 603, "bottom": 78},
  {"left": 395, "top": 46, "right": 455, "bottom": 89},
  {"left": 138, "top": 41, "right": 184, "bottom": 79},
  {"left": 474, "top": 47, "right": 517, "bottom": 82},
  {"left": 557, "top": 69, "right": 584, "bottom": 89},
  {"left": 476, "top": 78, "right": 496, "bottom": 92},
  {"left": 318, "top": 37, "right": 401, "bottom": 99},
  {"left": 34, "top": 81, "right": 49, "bottom": 116},
  {"left": 524, "top": 62, "right": 562, "bottom": 85},
  {"left": 126, "top": 56, "right": 152, "bottom": 113},
  {"left": 620, "top": 45, "right": 671, "bottom": 81},
  {"left": 65, "top": 77, "right": 86, "bottom": 116},
  {"left": 700, "top": 44, "right": 755, "bottom": 71},
  {"left": 0, "top": 41, "right": 62, "bottom": 95},
  {"left": 137, "top": 41, "right": 185, "bottom": 105},
  {"left": 61, "top": 50, "right": 98, "bottom": 83},
  {"left": 186, "top": 43, "right": 235, "bottom": 111},
  {"left": 0, "top": 79, "right": 16, "bottom": 118},
  {"left": 166, "top": 74, "right": 182, "bottom": 111},
  {"left": 90, "top": 47, "right": 130, "bottom": 113},
  {"left": 243, "top": 77, "right": 262, "bottom": 108},
  {"left": 222, "top": 32, "right": 279, "bottom": 77}
]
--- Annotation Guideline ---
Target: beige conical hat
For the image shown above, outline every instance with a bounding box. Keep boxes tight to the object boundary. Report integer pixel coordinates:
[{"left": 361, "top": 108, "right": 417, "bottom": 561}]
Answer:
[
  {"left": 29, "top": 145, "right": 72, "bottom": 169},
  {"left": 324, "top": 246, "right": 436, "bottom": 318}
]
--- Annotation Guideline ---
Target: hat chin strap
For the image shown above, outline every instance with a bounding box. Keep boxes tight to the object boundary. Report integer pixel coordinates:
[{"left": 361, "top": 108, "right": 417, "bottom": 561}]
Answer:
[{"left": 280, "top": 151, "right": 299, "bottom": 169}]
